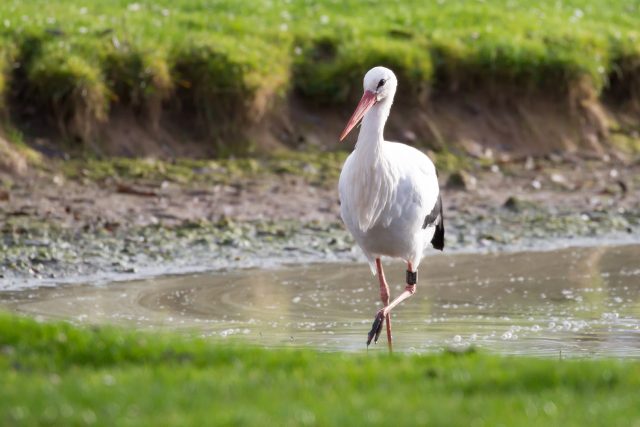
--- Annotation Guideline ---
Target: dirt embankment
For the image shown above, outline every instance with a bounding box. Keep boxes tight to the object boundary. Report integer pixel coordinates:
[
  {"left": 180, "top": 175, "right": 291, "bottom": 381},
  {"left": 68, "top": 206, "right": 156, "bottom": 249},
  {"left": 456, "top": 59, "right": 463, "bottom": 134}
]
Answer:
[{"left": 2, "top": 79, "right": 638, "bottom": 170}]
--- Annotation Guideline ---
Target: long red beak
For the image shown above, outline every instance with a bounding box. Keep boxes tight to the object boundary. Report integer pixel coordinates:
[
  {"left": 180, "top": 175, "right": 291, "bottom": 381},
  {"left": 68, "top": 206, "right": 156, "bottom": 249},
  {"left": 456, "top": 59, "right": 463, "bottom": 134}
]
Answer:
[{"left": 339, "top": 90, "right": 377, "bottom": 141}]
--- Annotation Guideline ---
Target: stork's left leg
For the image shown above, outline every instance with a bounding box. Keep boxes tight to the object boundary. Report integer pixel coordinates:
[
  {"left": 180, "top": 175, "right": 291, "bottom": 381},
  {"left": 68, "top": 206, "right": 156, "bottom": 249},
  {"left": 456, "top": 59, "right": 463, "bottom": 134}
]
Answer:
[
  {"left": 367, "top": 259, "right": 393, "bottom": 350},
  {"left": 367, "top": 262, "right": 417, "bottom": 347}
]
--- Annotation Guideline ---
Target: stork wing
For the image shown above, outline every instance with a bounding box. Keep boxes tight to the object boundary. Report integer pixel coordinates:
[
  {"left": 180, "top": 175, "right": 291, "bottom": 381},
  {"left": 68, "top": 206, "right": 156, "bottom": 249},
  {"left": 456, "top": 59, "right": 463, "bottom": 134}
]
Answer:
[{"left": 383, "top": 143, "right": 443, "bottom": 249}]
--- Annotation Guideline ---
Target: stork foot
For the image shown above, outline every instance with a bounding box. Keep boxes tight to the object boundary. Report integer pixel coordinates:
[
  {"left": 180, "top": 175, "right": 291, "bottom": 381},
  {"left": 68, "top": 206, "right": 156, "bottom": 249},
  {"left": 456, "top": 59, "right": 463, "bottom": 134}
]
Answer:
[{"left": 366, "top": 310, "right": 385, "bottom": 346}]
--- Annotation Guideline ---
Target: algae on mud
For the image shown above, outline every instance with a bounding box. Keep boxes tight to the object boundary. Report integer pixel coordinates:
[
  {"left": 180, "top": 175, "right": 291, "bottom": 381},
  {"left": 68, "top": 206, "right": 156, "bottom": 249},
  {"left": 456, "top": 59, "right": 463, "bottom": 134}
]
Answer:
[
  {"left": 2, "top": 201, "right": 639, "bottom": 288},
  {"left": 59, "top": 151, "right": 350, "bottom": 183},
  {"left": 2, "top": 148, "right": 639, "bottom": 287}
]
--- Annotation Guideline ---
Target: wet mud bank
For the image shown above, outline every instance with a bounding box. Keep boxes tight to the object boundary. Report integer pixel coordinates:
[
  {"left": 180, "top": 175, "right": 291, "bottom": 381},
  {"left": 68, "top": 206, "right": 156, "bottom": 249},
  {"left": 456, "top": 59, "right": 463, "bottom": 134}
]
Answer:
[
  {"left": 1, "top": 157, "right": 639, "bottom": 289},
  {"left": 1, "top": 204, "right": 639, "bottom": 290}
]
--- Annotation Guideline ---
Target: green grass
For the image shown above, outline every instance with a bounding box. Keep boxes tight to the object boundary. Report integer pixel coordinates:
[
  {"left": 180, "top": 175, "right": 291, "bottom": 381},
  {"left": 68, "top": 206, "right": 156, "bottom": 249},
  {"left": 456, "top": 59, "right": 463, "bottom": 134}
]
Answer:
[
  {"left": 1, "top": 313, "right": 640, "bottom": 426},
  {"left": 0, "top": 0, "right": 640, "bottom": 148}
]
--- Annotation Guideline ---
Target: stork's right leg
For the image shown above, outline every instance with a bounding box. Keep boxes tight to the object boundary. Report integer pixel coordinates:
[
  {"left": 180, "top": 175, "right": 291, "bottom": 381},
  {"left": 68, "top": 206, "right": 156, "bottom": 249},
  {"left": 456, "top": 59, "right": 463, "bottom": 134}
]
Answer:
[{"left": 367, "top": 258, "right": 393, "bottom": 351}]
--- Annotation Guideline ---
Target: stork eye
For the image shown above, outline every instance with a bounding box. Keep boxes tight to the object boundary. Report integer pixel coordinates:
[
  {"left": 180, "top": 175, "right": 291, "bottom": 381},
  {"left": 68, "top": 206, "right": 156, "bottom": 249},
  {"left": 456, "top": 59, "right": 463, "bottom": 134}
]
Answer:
[{"left": 377, "top": 79, "right": 386, "bottom": 89}]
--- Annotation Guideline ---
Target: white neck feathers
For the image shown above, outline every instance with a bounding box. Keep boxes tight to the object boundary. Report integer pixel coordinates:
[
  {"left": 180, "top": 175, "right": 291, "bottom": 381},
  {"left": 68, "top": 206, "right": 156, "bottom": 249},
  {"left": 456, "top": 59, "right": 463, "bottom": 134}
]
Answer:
[
  {"left": 354, "top": 96, "right": 392, "bottom": 157},
  {"left": 346, "top": 96, "right": 398, "bottom": 232}
]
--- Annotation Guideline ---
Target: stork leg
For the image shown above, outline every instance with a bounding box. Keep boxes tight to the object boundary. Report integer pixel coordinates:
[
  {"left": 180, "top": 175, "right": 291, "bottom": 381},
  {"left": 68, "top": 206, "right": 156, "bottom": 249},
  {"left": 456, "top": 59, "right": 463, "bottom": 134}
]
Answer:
[
  {"left": 367, "top": 262, "right": 417, "bottom": 349},
  {"left": 367, "top": 258, "right": 393, "bottom": 351}
]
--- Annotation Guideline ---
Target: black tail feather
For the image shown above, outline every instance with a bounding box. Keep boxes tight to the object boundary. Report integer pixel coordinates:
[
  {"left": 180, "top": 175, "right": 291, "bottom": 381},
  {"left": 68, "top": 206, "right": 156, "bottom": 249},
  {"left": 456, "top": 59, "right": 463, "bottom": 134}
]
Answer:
[
  {"left": 428, "top": 195, "right": 444, "bottom": 251},
  {"left": 431, "top": 216, "right": 444, "bottom": 250}
]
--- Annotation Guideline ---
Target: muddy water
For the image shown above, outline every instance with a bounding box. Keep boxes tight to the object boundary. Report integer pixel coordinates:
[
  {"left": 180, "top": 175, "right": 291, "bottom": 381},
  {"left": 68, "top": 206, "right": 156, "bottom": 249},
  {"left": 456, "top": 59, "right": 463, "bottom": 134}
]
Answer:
[{"left": 1, "top": 245, "right": 639, "bottom": 357}]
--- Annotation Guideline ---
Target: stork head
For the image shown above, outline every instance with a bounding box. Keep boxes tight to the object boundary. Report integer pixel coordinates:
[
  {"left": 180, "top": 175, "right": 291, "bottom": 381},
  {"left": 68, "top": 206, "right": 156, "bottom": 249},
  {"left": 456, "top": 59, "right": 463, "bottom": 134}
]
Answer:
[{"left": 340, "top": 66, "right": 397, "bottom": 141}]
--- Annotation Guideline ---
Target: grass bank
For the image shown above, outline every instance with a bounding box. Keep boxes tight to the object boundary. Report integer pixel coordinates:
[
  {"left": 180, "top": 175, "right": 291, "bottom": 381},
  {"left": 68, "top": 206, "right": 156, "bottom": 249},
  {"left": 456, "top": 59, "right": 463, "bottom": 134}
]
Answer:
[
  {"left": 1, "top": 313, "right": 640, "bottom": 426},
  {"left": 0, "top": 0, "right": 639, "bottom": 158}
]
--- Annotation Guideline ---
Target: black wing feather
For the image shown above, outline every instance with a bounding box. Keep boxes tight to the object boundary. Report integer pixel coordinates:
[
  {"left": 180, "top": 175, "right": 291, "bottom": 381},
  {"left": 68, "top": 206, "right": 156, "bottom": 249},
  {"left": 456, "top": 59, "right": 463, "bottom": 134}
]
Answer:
[{"left": 423, "top": 194, "right": 444, "bottom": 251}]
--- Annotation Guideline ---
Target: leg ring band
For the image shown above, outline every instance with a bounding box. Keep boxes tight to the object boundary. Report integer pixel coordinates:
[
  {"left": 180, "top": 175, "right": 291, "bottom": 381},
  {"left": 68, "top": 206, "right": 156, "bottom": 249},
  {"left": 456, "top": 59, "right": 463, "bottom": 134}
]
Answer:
[{"left": 406, "top": 270, "right": 417, "bottom": 285}]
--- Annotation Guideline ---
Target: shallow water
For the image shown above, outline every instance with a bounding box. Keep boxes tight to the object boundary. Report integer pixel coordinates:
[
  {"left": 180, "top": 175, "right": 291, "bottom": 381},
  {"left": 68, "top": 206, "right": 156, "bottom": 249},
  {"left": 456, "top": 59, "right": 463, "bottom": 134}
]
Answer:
[{"left": 1, "top": 245, "right": 640, "bottom": 357}]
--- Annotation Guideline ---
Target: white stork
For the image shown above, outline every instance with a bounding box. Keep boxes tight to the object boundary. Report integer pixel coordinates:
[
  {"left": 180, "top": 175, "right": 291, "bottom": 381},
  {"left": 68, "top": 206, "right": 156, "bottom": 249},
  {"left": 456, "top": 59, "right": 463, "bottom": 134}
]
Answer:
[{"left": 338, "top": 66, "right": 444, "bottom": 351}]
